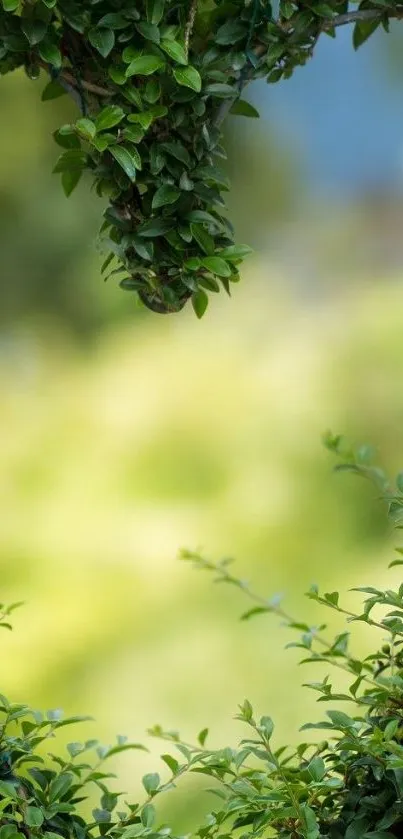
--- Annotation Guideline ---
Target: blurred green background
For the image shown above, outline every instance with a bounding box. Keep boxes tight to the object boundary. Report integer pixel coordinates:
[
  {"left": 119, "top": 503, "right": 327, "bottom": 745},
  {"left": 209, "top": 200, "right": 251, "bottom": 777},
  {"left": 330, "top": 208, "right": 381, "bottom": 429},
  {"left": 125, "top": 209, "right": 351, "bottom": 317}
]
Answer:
[{"left": 2, "top": 20, "right": 403, "bottom": 831}]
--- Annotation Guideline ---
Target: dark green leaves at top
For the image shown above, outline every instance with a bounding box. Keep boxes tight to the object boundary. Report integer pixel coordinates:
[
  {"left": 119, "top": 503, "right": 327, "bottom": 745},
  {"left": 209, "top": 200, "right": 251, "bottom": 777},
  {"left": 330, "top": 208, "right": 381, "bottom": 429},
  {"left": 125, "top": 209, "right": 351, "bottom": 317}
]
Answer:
[{"left": 2, "top": 0, "right": 399, "bottom": 321}]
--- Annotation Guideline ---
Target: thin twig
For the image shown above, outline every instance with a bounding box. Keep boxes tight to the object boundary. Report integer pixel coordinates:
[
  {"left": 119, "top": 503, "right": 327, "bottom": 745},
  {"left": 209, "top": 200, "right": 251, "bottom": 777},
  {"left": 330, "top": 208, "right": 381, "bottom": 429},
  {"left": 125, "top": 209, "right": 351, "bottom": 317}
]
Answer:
[
  {"left": 60, "top": 70, "right": 111, "bottom": 98},
  {"left": 184, "top": 0, "right": 198, "bottom": 60}
]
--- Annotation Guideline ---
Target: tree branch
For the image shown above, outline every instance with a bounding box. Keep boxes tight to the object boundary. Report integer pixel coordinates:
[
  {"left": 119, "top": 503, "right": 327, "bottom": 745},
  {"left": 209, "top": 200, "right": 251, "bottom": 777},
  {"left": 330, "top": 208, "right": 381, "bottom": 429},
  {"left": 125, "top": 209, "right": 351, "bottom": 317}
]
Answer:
[
  {"left": 60, "top": 70, "right": 111, "bottom": 99},
  {"left": 213, "top": 5, "right": 403, "bottom": 129},
  {"left": 324, "top": 7, "right": 403, "bottom": 30}
]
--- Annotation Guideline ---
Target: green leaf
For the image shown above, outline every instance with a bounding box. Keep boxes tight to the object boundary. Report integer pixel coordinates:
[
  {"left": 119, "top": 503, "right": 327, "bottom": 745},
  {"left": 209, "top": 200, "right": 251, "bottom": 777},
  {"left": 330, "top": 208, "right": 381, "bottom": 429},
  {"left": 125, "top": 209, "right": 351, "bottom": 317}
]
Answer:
[
  {"left": 179, "top": 171, "right": 194, "bottom": 191},
  {"left": 136, "top": 22, "right": 160, "bottom": 43},
  {"left": 0, "top": 827, "right": 20, "bottom": 839},
  {"left": 326, "top": 710, "right": 355, "bottom": 729},
  {"left": 202, "top": 257, "right": 231, "bottom": 277},
  {"left": 364, "top": 833, "right": 399, "bottom": 839},
  {"left": 353, "top": 19, "right": 380, "bottom": 50},
  {"left": 126, "top": 55, "right": 165, "bottom": 76},
  {"left": 324, "top": 591, "right": 339, "bottom": 607},
  {"left": 300, "top": 805, "right": 319, "bottom": 839},
  {"left": 141, "top": 804, "right": 155, "bottom": 828},
  {"left": 204, "top": 83, "right": 235, "bottom": 98},
  {"left": 122, "top": 126, "right": 144, "bottom": 144},
  {"left": 193, "top": 165, "right": 229, "bottom": 190},
  {"left": 42, "top": 81, "right": 66, "bottom": 101},
  {"left": 39, "top": 40, "right": 62, "bottom": 68},
  {"left": 127, "top": 112, "right": 154, "bottom": 130},
  {"left": 108, "top": 64, "right": 127, "bottom": 85},
  {"left": 0, "top": 781, "right": 17, "bottom": 799},
  {"left": 215, "top": 20, "right": 247, "bottom": 45},
  {"left": 53, "top": 150, "right": 88, "bottom": 173},
  {"left": 67, "top": 741, "right": 83, "bottom": 757},
  {"left": 49, "top": 773, "right": 73, "bottom": 803},
  {"left": 145, "top": 78, "right": 161, "bottom": 103},
  {"left": 92, "top": 809, "right": 111, "bottom": 824},
  {"left": 93, "top": 133, "right": 116, "bottom": 152},
  {"left": 142, "top": 773, "right": 160, "bottom": 795},
  {"left": 137, "top": 218, "right": 175, "bottom": 237},
  {"left": 174, "top": 66, "right": 201, "bottom": 92},
  {"left": 62, "top": 169, "right": 82, "bottom": 197},
  {"left": 230, "top": 99, "right": 259, "bottom": 118},
  {"left": 184, "top": 257, "right": 201, "bottom": 270},
  {"left": 308, "top": 756, "right": 326, "bottom": 781},
  {"left": 75, "top": 118, "right": 97, "bottom": 141},
  {"left": 25, "top": 807, "right": 44, "bottom": 828},
  {"left": 192, "top": 289, "right": 208, "bottom": 319},
  {"left": 147, "top": 0, "right": 165, "bottom": 25},
  {"left": 186, "top": 210, "right": 219, "bottom": 226},
  {"left": 218, "top": 244, "right": 252, "bottom": 261},
  {"left": 191, "top": 224, "right": 214, "bottom": 254},
  {"left": 128, "top": 237, "right": 154, "bottom": 261},
  {"left": 109, "top": 146, "right": 140, "bottom": 181},
  {"left": 88, "top": 27, "right": 115, "bottom": 58},
  {"left": 97, "top": 13, "right": 131, "bottom": 29},
  {"left": 160, "top": 39, "right": 187, "bottom": 64},
  {"left": 2, "top": 0, "right": 19, "bottom": 10},
  {"left": 197, "top": 728, "right": 208, "bottom": 746},
  {"left": 259, "top": 716, "right": 274, "bottom": 740},
  {"left": 95, "top": 106, "right": 125, "bottom": 132},
  {"left": 152, "top": 185, "right": 181, "bottom": 209},
  {"left": 21, "top": 19, "right": 47, "bottom": 46},
  {"left": 161, "top": 142, "right": 191, "bottom": 167}
]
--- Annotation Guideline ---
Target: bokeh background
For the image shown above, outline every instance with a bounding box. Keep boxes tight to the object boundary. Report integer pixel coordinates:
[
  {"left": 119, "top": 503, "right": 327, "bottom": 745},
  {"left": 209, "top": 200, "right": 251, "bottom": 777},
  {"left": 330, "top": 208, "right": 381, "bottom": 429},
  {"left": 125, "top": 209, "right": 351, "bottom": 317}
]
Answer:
[{"left": 2, "top": 17, "right": 403, "bottom": 831}]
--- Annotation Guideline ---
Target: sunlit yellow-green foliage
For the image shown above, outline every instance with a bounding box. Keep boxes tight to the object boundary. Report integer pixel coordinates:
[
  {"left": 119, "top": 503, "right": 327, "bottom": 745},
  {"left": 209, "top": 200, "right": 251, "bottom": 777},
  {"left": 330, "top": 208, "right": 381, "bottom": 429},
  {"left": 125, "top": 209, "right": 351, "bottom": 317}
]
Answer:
[
  {"left": 2, "top": 65, "right": 403, "bottom": 834},
  {"left": 2, "top": 268, "right": 403, "bottom": 815}
]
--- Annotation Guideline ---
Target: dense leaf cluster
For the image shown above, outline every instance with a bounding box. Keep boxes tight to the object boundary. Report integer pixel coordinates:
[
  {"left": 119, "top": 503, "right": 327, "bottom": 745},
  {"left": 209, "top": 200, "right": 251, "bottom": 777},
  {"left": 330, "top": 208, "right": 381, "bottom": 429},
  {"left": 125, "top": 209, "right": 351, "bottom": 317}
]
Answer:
[
  {"left": 4, "top": 440, "right": 403, "bottom": 836},
  {"left": 0, "top": 1, "right": 401, "bottom": 314}
]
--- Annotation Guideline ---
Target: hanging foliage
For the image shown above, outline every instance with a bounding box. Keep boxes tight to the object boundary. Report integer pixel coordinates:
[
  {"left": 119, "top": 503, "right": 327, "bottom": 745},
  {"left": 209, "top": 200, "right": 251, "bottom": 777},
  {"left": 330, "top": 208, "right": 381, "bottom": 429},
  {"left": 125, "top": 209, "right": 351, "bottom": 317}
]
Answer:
[{"left": 0, "top": 1, "right": 401, "bottom": 314}]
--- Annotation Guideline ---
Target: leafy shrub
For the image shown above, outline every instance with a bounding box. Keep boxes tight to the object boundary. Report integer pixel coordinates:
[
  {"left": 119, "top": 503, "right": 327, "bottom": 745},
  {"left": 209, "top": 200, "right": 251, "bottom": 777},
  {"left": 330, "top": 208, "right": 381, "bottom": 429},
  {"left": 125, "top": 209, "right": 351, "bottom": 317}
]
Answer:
[
  {"left": 4, "top": 436, "right": 403, "bottom": 837},
  {"left": 0, "top": 2, "right": 401, "bottom": 314}
]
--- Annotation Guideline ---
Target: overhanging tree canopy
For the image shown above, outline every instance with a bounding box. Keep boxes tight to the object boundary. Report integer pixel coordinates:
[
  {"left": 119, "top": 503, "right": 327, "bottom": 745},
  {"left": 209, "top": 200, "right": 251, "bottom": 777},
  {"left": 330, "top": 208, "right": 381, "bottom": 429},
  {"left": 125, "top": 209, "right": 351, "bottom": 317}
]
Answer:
[{"left": 0, "top": 1, "right": 400, "bottom": 315}]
